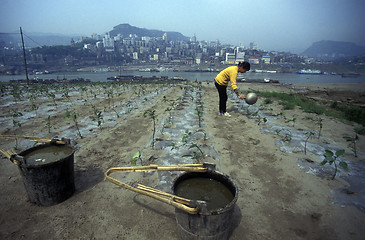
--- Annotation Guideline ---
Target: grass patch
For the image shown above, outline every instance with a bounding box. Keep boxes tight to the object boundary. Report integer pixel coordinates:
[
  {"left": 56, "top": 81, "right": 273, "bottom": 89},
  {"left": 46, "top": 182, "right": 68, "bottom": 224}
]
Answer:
[
  {"left": 258, "top": 90, "right": 365, "bottom": 126},
  {"left": 330, "top": 102, "right": 365, "bottom": 126}
]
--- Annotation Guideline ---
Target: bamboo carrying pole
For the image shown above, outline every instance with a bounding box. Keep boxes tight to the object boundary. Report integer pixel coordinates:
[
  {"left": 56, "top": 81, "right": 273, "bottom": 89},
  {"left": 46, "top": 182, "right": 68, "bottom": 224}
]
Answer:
[
  {"left": 105, "top": 163, "right": 215, "bottom": 214},
  {"left": 0, "top": 135, "right": 68, "bottom": 145},
  {"left": 0, "top": 148, "right": 23, "bottom": 165},
  {"left": 0, "top": 148, "right": 17, "bottom": 159}
]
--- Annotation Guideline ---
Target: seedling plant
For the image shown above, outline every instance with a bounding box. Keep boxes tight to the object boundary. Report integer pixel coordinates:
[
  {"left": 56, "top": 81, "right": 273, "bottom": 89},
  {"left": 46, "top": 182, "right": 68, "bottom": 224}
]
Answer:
[
  {"left": 131, "top": 151, "right": 142, "bottom": 166},
  {"left": 11, "top": 110, "right": 23, "bottom": 127},
  {"left": 181, "top": 130, "right": 205, "bottom": 160},
  {"left": 343, "top": 134, "right": 359, "bottom": 157},
  {"left": 257, "top": 115, "right": 267, "bottom": 125},
  {"left": 144, "top": 109, "right": 157, "bottom": 149},
  {"left": 91, "top": 105, "right": 104, "bottom": 128},
  {"left": 65, "top": 109, "right": 83, "bottom": 138},
  {"left": 320, "top": 149, "right": 348, "bottom": 180},
  {"left": 304, "top": 131, "right": 314, "bottom": 155},
  {"left": 286, "top": 117, "right": 296, "bottom": 127}
]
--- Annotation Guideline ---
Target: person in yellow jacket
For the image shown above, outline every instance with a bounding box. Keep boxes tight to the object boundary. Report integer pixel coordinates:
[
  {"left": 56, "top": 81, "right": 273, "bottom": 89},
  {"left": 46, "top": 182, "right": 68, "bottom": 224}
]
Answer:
[{"left": 214, "top": 61, "right": 250, "bottom": 116}]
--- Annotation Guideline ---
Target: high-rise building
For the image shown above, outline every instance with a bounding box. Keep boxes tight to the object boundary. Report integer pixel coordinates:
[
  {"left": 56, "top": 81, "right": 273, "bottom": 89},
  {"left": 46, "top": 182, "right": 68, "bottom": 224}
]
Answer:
[
  {"left": 103, "top": 33, "right": 115, "bottom": 50},
  {"left": 226, "top": 53, "right": 236, "bottom": 64}
]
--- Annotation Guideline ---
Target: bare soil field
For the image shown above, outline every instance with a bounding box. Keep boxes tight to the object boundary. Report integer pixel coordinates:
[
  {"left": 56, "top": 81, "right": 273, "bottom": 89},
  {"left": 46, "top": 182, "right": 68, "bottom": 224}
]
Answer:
[{"left": 0, "top": 80, "right": 364, "bottom": 240}]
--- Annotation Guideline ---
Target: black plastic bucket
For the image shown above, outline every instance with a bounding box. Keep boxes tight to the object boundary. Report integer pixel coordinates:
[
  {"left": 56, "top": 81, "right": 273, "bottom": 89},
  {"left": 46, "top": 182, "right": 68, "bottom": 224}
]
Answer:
[
  {"left": 17, "top": 143, "right": 75, "bottom": 206},
  {"left": 172, "top": 171, "right": 238, "bottom": 240}
]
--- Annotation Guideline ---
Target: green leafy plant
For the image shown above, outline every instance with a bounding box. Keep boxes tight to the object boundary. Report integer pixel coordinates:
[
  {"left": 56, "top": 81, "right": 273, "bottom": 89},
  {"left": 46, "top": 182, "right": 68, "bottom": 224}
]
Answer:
[
  {"left": 304, "top": 131, "right": 314, "bottom": 155},
  {"left": 62, "top": 88, "right": 71, "bottom": 102},
  {"left": 144, "top": 109, "right": 157, "bottom": 149},
  {"left": 11, "top": 110, "right": 23, "bottom": 127},
  {"left": 343, "top": 134, "right": 359, "bottom": 157},
  {"left": 131, "top": 151, "right": 141, "bottom": 166},
  {"left": 264, "top": 98, "right": 273, "bottom": 104},
  {"left": 283, "top": 133, "right": 292, "bottom": 142},
  {"left": 320, "top": 149, "right": 348, "bottom": 180},
  {"left": 29, "top": 95, "right": 39, "bottom": 116},
  {"left": 181, "top": 130, "right": 205, "bottom": 160},
  {"left": 257, "top": 115, "right": 267, "bottom": 125},
  {"left": 10, "top": 84, "right": 24, "bottom": 102},
  {"left": 280, "top": 100, "right": 295, "bottom": 110},
  {"left": 65, "top": 109, "right": 83, "bottom": 138},
  {"left": 182, "top": 130, "right": 191, "bottom": 143},
  {"left": 274, "top": 129, "right": 282, "bottom": 135},
  {"left": 91, "top": 105, "right": 104, "bottom": 128},
  {"left": 354, "top": 126, "right": 365, "bottom": 135},
  {"left": 111, "top": 107, "right": 120, "bottom": 118},
  {"left": 169, "top": 142, "right": 179, "bottom": 151},
  {"left": 48, "top": 92, "right": 57, "bottom": 106},
  {"left": 286, "top": 117, "right": 296, "bottom": 127},
  {"left": 195, "top": 105, "right": 204, "bottom": 127}
]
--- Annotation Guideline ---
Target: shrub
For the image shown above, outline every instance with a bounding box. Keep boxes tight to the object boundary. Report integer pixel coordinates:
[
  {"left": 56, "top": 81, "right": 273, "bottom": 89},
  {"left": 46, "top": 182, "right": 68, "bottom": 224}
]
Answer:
[
  {"left": 264, "top": 98, "right": 273, "bottom": 104},
  {"left": 355, "top": 126, "right": 365, "bottom": 135}
]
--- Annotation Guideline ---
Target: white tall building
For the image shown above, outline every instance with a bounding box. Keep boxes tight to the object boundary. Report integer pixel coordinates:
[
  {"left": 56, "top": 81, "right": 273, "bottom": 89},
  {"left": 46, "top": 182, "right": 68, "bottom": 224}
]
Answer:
[
  {"left": 225, "top": 53, "right": 236, "bottom": 64},
  {"left": 133, "top": 52, "right": 138, "bottom": 60},
  {"left": 235, "top": 47, "right": 245, "bottom": 63},
  {"left": 103, "top": 33, "right": 115, "bottom": 51}
]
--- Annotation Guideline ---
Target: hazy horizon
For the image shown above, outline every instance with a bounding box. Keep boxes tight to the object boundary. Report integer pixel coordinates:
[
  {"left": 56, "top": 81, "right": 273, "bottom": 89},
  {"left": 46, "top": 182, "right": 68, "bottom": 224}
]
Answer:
[{"left": 1, "top": 0, "right": 364, "bottom": 54}]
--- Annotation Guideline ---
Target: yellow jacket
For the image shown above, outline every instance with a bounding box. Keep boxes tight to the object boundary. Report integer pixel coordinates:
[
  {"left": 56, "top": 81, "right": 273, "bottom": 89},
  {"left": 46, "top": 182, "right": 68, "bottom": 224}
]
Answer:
[{"left": 215, "top": 66, "right": 238, "bottom": 90}]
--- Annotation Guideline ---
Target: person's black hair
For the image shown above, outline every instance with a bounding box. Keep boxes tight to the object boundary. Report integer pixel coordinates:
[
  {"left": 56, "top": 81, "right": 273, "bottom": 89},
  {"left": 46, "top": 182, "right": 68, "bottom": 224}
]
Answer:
[{"left": 238, "top": 61, "right": 250, "bottom": 71}]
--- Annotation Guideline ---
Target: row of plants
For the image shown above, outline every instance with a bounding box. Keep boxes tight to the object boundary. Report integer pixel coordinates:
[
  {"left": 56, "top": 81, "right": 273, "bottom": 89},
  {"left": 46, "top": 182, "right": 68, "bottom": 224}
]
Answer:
[
  {"left": 229, "top": 89, "right": 361, "bottom": 180},
  {"left": 141, "top": 81, "right": 207, "bottom": 164},
  {"left": 1, "top": 81, "right": 174, "bottom": 147}
]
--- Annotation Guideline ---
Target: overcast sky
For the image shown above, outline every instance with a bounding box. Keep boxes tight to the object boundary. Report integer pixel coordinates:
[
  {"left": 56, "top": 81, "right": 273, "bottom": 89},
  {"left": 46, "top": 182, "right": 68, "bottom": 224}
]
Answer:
[{"left": 1, "top": 0, "right": 364, "bottom": 53}]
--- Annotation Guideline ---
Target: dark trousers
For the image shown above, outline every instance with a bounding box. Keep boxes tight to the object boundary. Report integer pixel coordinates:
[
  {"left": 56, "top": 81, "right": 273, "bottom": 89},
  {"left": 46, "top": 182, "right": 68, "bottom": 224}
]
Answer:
[{"left": 215, "top": 81, "right": 227, "bottom": 113}]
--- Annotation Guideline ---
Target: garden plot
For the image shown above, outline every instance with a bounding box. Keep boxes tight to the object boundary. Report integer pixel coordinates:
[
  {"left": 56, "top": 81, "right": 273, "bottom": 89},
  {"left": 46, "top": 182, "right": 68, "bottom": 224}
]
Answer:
[
  {"left": 139, "top": 84, "right": 220, "bottom": 193},
  {"left": 227, "top": 89, "right": 365, "bottom": 214},
  {"left": 1, "top": 81, "right": 365, "bottom": 240},
  {"left": 0, "top": 82, "right": 171, "bottom": 148}
]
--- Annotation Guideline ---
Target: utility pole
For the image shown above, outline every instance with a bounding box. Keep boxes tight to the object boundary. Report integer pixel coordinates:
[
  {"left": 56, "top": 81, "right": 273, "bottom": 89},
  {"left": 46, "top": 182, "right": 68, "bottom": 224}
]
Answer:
[{"left": 20, "top": 27, "right": 29, "bottom": 85}]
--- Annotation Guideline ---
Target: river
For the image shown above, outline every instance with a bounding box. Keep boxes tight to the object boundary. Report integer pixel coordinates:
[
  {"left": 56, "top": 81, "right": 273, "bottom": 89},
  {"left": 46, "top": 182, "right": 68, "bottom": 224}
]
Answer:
[{"left": 1, "top": 70, "right": 365, "bottom": 84}]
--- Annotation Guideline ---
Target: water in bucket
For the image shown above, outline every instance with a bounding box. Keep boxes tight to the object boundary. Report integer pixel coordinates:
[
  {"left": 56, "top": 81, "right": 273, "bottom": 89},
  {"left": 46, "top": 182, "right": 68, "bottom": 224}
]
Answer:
[
  {"left": 174, "top": 177, "right": 234, "bottom": 211},
  {"left": 24, "top": 145, "right": 73, "bottom": 165}
]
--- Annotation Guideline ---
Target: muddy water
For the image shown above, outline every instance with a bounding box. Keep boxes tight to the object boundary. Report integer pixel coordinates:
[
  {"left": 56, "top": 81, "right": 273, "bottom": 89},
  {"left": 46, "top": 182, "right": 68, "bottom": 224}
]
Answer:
[
  {"left": 24, "top": 145, "right": 73, "bottom": 166},
  {"left": 175, "top": 177, "right": 234, "bottom": 211}
]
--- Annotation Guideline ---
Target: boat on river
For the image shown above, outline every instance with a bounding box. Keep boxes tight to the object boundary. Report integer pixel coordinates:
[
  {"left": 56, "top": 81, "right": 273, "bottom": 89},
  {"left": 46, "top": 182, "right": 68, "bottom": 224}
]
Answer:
[{"left": 296, "top": 69, "right": 322, "bottom": 74}]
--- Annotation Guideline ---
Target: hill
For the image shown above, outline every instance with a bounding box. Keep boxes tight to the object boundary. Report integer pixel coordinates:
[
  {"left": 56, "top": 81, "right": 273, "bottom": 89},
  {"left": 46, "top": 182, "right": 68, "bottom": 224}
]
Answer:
[
  {"left": 109, "top": 23, "right": 190, "bottom": 41},
  {"left": 302, "top": 40, "right": 365, "bottom": 60}
]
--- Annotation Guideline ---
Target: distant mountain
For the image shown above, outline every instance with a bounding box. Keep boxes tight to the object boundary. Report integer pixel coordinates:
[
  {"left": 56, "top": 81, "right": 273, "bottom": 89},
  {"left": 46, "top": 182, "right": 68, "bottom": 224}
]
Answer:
[
  {"left": 109, "top": 23, "right": 190, "bottom": 41},
  {"left": 0, "top": 24, "right": 190, "bottom": 48},
  {"left": 302, "top": 40, "right": 365, "bottom": 60}
]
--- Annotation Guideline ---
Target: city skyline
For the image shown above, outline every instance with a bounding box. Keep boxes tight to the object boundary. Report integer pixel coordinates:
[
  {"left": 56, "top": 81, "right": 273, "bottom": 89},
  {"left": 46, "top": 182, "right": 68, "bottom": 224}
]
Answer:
[{"left": 1, "top": 0, "right": 364, "bottom": 54}]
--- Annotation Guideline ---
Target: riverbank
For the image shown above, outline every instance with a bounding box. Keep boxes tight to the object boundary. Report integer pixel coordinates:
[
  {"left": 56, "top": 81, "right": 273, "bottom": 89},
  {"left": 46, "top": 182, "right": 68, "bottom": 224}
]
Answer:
[
  {"left": 0, "top": 81, "right": 364, "bottom": 239},
  {"left": 2, "top": 69, "right": 365, "bottom": 85}
]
